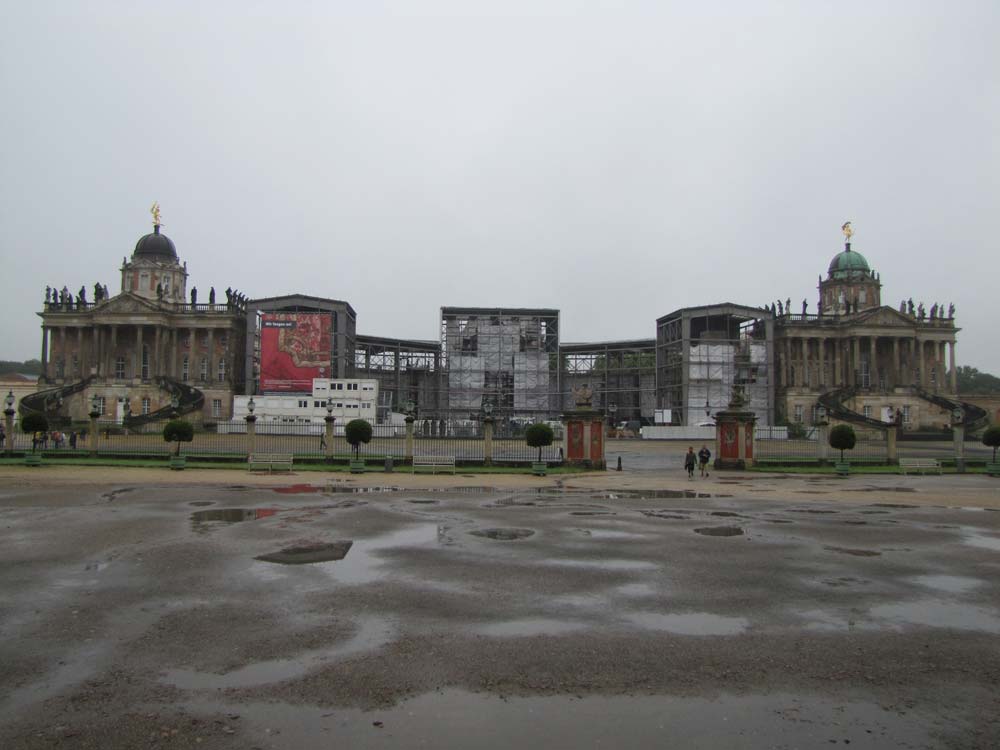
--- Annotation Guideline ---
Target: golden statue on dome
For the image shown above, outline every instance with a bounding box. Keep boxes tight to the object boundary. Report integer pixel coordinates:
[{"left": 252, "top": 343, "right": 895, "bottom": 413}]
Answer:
[
  {"left": 151, "top": 202, "right": 162, "bottom": 227},
  {"left": 841, "top": 221, "right": 853, "bottom": 242}
]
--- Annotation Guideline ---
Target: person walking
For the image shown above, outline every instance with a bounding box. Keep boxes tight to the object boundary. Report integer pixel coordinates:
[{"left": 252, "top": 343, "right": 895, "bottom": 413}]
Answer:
[
  {"left": 698, "top": 445, "right": 711, "bottom": 477},
  {"left": 684, "top": 446, "right": 696, "bottom": 479}
]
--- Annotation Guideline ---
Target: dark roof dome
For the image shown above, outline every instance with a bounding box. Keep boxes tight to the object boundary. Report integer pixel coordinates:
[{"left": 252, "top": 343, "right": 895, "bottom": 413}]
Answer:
[
  {"left": 133, "top": 225, "right": 177, "bottom": 261},
  {"left": 828, "top": 244, "right": 871, "bottom": 280}
]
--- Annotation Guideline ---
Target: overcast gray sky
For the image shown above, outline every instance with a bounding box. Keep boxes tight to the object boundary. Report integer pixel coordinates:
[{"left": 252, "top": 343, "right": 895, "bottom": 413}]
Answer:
[{"left": 2, "top": 1, "right": 998, "bottom": 371}]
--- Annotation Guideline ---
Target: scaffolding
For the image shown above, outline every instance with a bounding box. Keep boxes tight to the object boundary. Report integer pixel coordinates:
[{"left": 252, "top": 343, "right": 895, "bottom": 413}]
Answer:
[
  {"left": 440, "top": 307, "right": 560, "bottom": 421},
  {"left": 354, "top": 334, "right": 441, "bottom": 422},
  {"left": 656, "top": 304, "right": 774, "bottom": 426},
  {"left": 560, "top": 339, "right": 656, "bottom": 424}
]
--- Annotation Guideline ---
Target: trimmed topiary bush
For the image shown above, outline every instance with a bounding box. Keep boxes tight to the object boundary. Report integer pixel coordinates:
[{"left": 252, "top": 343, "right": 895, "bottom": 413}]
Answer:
[
  {"left": 829, "top": 423, "right": 857, "bottom": 462},
  {"left": 163, "top": 419, "right": 194, "bottom": 456},
  {"left": 21, "top": 413, "right": 48, "bottom": 453},
  {"left": 982, "top": 425, "right": 1000, "bottom": 463},
  {"left": 345, "top": 419, "right": 373, "bottom": 459},
  {"left": 525, "top": 422, "right": 555, "bottom": 462}
]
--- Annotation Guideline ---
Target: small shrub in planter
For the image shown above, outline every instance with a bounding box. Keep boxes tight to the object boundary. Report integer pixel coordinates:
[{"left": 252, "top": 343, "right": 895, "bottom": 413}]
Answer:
[
  {"left": 526, "top": 423, "right": 554, "bottom": 473},
  {"left": 163, "top": 419, "right": 194, "bottom": 457},
  {"left": 982, "top": 426, "right": 1000, "bottom": 463},
  {"left": 829, "top": 424, "right": 856, "bottom": 473},
  {"left": 345, "top": 419, "right": 372, "bottom": 471}
]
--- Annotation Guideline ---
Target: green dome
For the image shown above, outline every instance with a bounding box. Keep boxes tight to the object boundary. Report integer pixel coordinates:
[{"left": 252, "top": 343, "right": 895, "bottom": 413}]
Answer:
[{"left": 828, "top": 246, "right": 871, "bottom": 279}]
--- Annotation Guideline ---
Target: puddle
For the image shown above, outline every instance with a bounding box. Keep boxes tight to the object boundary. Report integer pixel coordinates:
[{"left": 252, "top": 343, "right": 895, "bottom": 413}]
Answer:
[
  {"left": 788, "top": 509, "right": 838, "bottom": 514},
  {"left": 765, "top": 519, "right": 793, "bottom": 524},
  {"left": 709, "top": 511, "right": 745, "bottom": 518},
  {"left": 870, "top": 599, "right": 1000, "bottom": 633},
  {"left": 693, "top": 526, "right": 744, "bottom": 537},
  {"left": 544, "top": 559, "right": 659, "bottom": 571},
  {"left": 639, "top": 511, "right": 690, "bottom": 520},
  {"left": 870, "top": 502, "right": 917, "bottom": 508},
  {"left": 162, "top": 616, "right": 393, "bottom": 689},
  {"left": 273, "top": 484, "right": 323, "bottom": 494},
  {"left": 570, "top": 511, "right": 616, "bottom": 516},
  {"left": 478, "top": 618, "right": 586, "bottom": 637},
  {"left": 187, "top": 689, "right": 939, "bottom": 748},
  {"left": 407, "top": 499, "right": 439, "bottom": 504},
  {"left": 796, "top": 609, "right": 876, "bottom": 632},
  {"left": 470, "top": 528, "right": 535, "bottom": 541},
  {"left": 625, "top": 611, "right": 748, "bottom": 635},
  {"left": 616, "top": 582, "right": 657, "bottom": 597},
  {"left": 964, "top": 532, "right": 1000, "bottom": 552},
  {"left": 600, "top": 490, "right": 727, "bottom": 499},
  {"left": 821, "top": 576, "right": 869, "bottom": 587},
  {"left": 188, "top": 501, "right": 214, "bottom": 507},
  {"left": 325, "top": 486, "right": 403, "bottom": 494},
  {"left": 911, "top": 575, "right": 984, "bottom": 594},
  {"left": 824, "top": 546, "right": 881, "bottom": 557},
  {"left": 583, "top": 530, "right": 649, "bottom": 540},
  {"left": 313, "top": 524, "right": 443, "bottom": 585},
  {"left": 256, "top": 541, "right": 353, "bottom": 565},
  {"left": 191, "top": 508, "right": 280, "bottom": 525},
  {"left": 859, "top": 510, "right": 890, "bottom": 515}
]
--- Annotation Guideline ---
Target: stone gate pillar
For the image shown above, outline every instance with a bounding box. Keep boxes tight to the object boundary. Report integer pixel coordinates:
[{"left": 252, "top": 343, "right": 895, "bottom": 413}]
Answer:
[
  {"left": 482, "top": 416, "right": 494, "bottom": 466},
  {"left": 404, "top": 415, "right": 415, "bottom": 463},
  {"left": 324, "top": 415, "right": 335, "bottom": 459},
  {"left": 245, "top": 414, "right": 257, "bottom": 457},
  {"left": 3, "top": 396, "right": 14, "bottom": 456},
  {"left": 714, "top": 387, "right": 757, "bottom": 470},
  {"left": 562, "top": 387, "right": 606, "bottom": 469}
]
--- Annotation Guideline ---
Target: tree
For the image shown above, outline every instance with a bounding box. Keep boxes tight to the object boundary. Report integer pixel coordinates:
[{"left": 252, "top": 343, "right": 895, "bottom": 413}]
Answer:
[
  {"left": 957, "top": 366, "right": 1000, "bottom": 394},
  {"left": 983, "top": 426, "right": 1000, "bottom": 463},
  {"left": 345, "top": 419, "right": 372, "bottom": 459},
  {"left": 163, "top": 419, "right": 194, "bottom": 456},
  {"left": 21, "top": 413, "right": 48, "bottom": 453},
  {"left": 525, "top": 422, "right": 554, "bottom": 462},
  {"left": 828, "top": 424, "right": 856, "bottom": 462}
]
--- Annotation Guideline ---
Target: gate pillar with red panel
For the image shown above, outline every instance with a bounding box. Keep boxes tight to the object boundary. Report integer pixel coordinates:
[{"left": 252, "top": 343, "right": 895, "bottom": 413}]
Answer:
[
  {"left": 713, "top": 387, "right": 756, "bottom": 470},
  {"left": 562, "top": 385, "right": 606, "bottom": 469}
]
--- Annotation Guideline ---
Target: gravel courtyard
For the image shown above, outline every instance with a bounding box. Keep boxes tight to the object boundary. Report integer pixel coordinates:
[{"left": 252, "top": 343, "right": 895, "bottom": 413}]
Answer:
[{"left": 1, "top": 465, "right": 998, "bottom": 748}]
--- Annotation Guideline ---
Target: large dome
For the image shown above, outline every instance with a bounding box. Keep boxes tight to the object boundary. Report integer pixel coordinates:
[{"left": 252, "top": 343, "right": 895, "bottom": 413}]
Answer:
[
  {"left": 828, "top": 246, "right": 870, "bottom": 280},
  {"left": 133, "top": 225, "right": 177, "bottom": 261}
]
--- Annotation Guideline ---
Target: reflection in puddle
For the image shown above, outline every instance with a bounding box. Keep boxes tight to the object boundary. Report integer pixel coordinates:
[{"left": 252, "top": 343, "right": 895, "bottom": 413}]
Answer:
[
  {"left": 912, "top": 575, "right": 984, "bottom": 594},
  {"left": 318, "top": 524, "right": 442, "bottom": 585},
  {"left": 870, "top": 599, "right": 1000, "bottom": 633},
  {"left": 478, "top": 618, "right": 586, "bottom": 637},
  {"left": 543, "top": 559, "right": 658, "bottom": 571},
  {"left": 824, "top": 546, "right": 881, "bottom": 557},
  {"left": 694, "top": 526, "right": 744, "bottom": 537},
  {"left": 616, "top": 582, "right": 657, "bottom": 598},
  {"left": 626, "top": 611, "right": 748, "bottom": 635},
  {"left": 161, "top": 615, "right": 393, "bottom": 689},
  {"left": 964, "top": 532, "right": 1000, "bottom": 552},
  {"left": 469, "top": 528, "right": 535, "bottom": 541},
  {"left": 256, "top": 541, "right": 353, "bottom": 565},
  {"left": 583, "top": 530, "right": 649, "bottom": 540},
  {"left": 272, "top": 484, "right": 322, "bottom": 494},
  {"left": 192, "top": 508, "right": 280, "bottom": 526}
]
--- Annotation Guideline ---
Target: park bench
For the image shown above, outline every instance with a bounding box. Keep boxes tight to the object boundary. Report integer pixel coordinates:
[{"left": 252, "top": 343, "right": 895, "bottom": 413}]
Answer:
[
  {"left": 248, "top": 453, "right": 294, "bottom": 473},
  {"left": 899, "top": 458, "right": 942, "bottom": 475},
  {"left": 412, "top": 455, "right": 456, "bottom": 474}
]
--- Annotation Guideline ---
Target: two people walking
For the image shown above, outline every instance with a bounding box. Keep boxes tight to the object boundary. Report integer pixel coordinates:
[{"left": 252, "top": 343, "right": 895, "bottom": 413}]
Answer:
[{"left": 685, "top": 445, "right": 712, "bottom": 478}]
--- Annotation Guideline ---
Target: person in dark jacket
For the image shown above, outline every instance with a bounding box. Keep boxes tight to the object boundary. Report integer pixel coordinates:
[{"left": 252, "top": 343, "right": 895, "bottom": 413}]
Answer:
[
  {"left": 684, "top": 447, "right": 696, "bottom": 479},
  {"left": 698, "top": 445, "right": 711, "bottom": 477}
]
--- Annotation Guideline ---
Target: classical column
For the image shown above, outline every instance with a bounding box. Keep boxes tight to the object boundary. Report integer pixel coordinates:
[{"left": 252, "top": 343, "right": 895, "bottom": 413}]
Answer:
[
  {"left": 153, "top": 326, "right": 161, "bottom": 379},
  {"left": 938, "top": 341, "right": 947, "bottom": 391},
  {"left": 76, "top": 327, "right": 84, "bottom": 378},
  {"left": 818, "top": 337, "right": 825, "bottom": 388},
  {"left": 892, "top": 338, "right": 900, "bottom": 388},
  {"left": 109, "top": 324, "right": 118, "bottom": 378},
  {"left": 40, "top": 325, "right": 49, "bottom": 379},
  {"left": 852, "top": 337, "right": 860, "bottom": 388},
  {"left": 170, "top": 328, "right": 178, "bottom": 379},
  {"left": 949, "top": 341, "right": 957, "bottom": 393},
  {"left": 869, "top": 336, "right": 877, "bottom": 390},
  {"left": 136, "top": 325, "right": 144, "bottom": 380},
  {"left": 59, "top": 326, "right": 66, "bottom": 379},
  {"left": 206, "top": 329, "right": 215, "bottom": 384},
  {"left": 781, "top": 338, "right": 789, "bottom": 387}
]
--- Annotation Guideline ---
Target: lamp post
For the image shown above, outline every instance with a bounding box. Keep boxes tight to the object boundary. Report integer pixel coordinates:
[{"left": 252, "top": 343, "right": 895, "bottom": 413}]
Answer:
[
  {"left": 324, "top": 396, "right": 335, "bottom": 460},
  {"left": 953, "top": 405, "right": 965, "bottom": 473},
  {"left": 608, "top": 402, "right": 618, "bottom": 434},
  {"left": 482, "top": 399, "right": 495, "bottom": 466},
  {"left": 403, "top": 399, "right": 416, "bottom": 464},
  {"left": 3, "top": 390, "right": 15, "bottom": 456},
  {"left": 245, "top": 395, "right": 257, "bottom": 457},
  {"left": 88, "top": 393, "right": 102, "bottom": 456},
  {"left": 122, "top": 395, "right": 131, "bottom": 435}
]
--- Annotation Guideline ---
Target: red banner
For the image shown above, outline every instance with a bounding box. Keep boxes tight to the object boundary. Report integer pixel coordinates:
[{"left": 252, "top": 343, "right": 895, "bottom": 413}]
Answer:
[{"left": 260, "top": 313, "right": 332, "bottom": 393}]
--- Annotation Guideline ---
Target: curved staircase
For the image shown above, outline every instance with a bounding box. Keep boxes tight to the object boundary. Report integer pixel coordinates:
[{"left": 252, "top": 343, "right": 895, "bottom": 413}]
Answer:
[
  {"left": 915, "top": 388, "right": 988, "bottom": 431},
  {"left": 18, "top": 377, "right": 94, "bottom": 427},
  {"left": 817, "top": 387, "right": 891, "bottom": 430},
  {"left": 123, "top": 377, "right": 205, "bottom": 428}
]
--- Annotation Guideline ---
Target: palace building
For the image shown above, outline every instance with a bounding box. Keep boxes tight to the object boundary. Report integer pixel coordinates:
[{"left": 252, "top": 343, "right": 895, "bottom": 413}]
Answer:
[{"left": 28, "top": 207, "right": 247, "bottom": 425}]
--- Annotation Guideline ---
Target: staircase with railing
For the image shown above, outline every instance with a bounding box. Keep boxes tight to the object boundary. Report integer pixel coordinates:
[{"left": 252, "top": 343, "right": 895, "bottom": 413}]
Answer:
[
  {"left": 816, "top": 387, "right": 892, "bottom": 430},
  {"left": 915, "top": 388, "right": 989, "bottom": 431},
  {"left": 124, "top": 377, "right": 205, "bottom": 428},
  {"left": 18, "top": 377, "right": 94, "bottom": 427}
]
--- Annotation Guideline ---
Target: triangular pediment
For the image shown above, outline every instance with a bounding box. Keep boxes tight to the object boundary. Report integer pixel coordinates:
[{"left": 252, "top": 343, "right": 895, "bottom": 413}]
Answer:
[
  {"left": 854, "top": 306, "right": 916, "bottom": 328},
  {"left": 96, "top": 292, "right": 163, "bottom": 316}
]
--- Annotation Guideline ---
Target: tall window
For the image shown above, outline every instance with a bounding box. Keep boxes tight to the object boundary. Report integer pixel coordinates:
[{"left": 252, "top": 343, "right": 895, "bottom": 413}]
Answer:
[
  {"left": 55, "top": 357, "right": 65, "bottom": 378},
  {"left": 902, "top": 405, "right": 911, "bottom": 424},
  {"left": 217, "top": 358, "right": 226, "bottom": 383},
  {"left": 200, "top": 357, "right": 208, "bottom": 381},
  {"left": 793, "top": 404, "right": 803, "bottom": 423},
  {"left": 115, "top": 356, "right": 126, "bottom": 380},
  {"left": 141, "top": 345, "right": 149, "bottom": 380},
  {"left": 96, "top": 396, "right": 106, "bottom": 416},
  {"left": 863, "top": 405, "right": 873, "bottom": 419},
  {"left": 181, "top": 355, "right": 189, "bottom": 382},
  {"left": 141, "top": 397, "right": 150, "bottom": 415},
  {"left": 211, "top": 399, "right": 222, "bottom": 418}
]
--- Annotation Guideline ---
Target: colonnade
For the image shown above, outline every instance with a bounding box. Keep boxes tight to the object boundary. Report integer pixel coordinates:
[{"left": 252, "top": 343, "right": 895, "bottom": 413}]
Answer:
[
  {"left": 39, "top": 322, "right": 233, "bottom": 386},
  {"left": 777, "top": 334, "right": 957, "bottom": 392}
]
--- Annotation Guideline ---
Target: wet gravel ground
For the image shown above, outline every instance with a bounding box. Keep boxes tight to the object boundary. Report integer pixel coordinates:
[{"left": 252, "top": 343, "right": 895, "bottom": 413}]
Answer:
[{"left": 1, "top": 479, "right": 999, "bottom": 748}]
